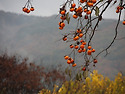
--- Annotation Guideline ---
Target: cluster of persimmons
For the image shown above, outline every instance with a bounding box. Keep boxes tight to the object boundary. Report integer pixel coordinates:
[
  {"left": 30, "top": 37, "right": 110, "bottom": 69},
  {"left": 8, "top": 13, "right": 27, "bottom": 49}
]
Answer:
[
  {"left": 115, "top": 4, "right": 125, "bottom": 24},
  {"left": 59, "top": 0, "right": 97, "bottom": 30},
  {"left": 58, "top": 0, "right": 125, "bottom": 72},
  {"left": 22, "top": 0, "right": 34, "bottom": 14},
  {"left": 58, "top": 0, "right": 100, "bottom": 72}
]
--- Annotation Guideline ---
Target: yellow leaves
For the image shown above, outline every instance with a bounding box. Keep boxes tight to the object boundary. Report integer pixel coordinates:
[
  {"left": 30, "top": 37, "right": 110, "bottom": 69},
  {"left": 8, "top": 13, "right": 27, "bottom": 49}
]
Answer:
[
  {"left": 52, "top": 85, "right": 58, "bottom": 94},
  {"left": 118, "top": 72, "right": 122, "bottom": 77},
  {"left": 58, "top": 87, "right": 64, "bottom": 93},
  {"left": 38, "top": 70, "right": 125, "bottom": 94},
  {"left": 93, "top": 70, "right": 98, "bottom": 75},
  {"left": 38, "top": 89, "right": 51, "bottom": 94},
  {"left": 86, "top": 77, "right": 91, "bottom": 82}
]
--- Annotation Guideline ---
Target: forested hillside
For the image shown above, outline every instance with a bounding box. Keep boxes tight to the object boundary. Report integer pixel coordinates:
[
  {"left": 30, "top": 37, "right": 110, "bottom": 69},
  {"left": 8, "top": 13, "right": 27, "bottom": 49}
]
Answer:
[{"left": 0, "top": 10, "right": 125, "bottom": 79}]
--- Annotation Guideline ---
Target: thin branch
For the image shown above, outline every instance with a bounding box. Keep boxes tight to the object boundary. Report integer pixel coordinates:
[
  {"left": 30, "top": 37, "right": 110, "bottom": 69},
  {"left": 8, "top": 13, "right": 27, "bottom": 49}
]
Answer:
[
  {"left": 88, "top": 1, "right": 111, "bottom": 46},
  {"left": 95, "top": 0, "right": 123, "bottom": 58}
]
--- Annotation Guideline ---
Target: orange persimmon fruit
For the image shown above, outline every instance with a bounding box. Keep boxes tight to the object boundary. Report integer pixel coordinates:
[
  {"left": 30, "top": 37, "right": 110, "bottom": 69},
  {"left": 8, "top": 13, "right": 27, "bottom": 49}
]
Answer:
[
  {"left": 60, "top": 22, "right": 65, "bottom": 27},
  {"left": 26, "top": 9, "right": 30, "bottom": 13},
  {"left": 88, "top": 46, "right": 92, "bottom": 49},
  {"left": 90, "top": 0, "right": 96, "bottom": 3},
  {"left": 30, "top": 7, "right": 34, "bottom": 11},
  {"left": 70, "top": 44, "right": 74, "bottom": 48},
  {"left": 80, "top": 0, "right": 84, "bottom": 3},
  {"left": 64, "top": 55, "right": 69, "bottom": 60},
  {"left": 63, "top": 36, "right": 67, "bottom": 41},
  {"left": 79, "top": 33, "right": 83, "bottom": 37},
  {"left": 122, "top": 20, "right": 125, "bottom": 25},
  {"left": 82, "top": 67, "right": 86, "bottom": 71},
  {"left": 78, "top": 7, "right": 82, "bottom": 11},
  {"left": 74, "top": 45, "right": 79, "bottom": 49},
  {"left": 82, "top": 48, "right": 86, "bottom": 52},
  {"left": 61, "top": 10, "right": 65, "bottom": 15},
  {"left": 86, "top": 10, "right": 91, "bottom": 14},
  {"left": 59, "top": 26, "right": 63, "bottom": 30},
  {"left": 72, "top": 63, "right": 77, "bottom": 67},
  {"left": 72, "top": 3, "right": 76, "bottom": 8},
  {"left": 70, "top": 8, "right": 75, "bottom": 12},
  {"left": 84, "top": 15, "right": 88, "bottom": 19},
  {"left": 84, "top": 8, "right": 87, "bottom": 12},
  {"left": 77, "top": 29, "right": 82, "bottom": 33},
  {"left": 92, "top": 49, "right": 95, "bottom": 52},
  {"left": 93, "top": 59, "right": 98, "bottom": 63},
  {"left": 116, "top": 9, "right": 119, "bottom": 13},
  {"left": 73, "top": 36, "right": 79, "bottom": 41},
  {"left": 82, "top": 41, "right": 86, "bottom": 45},
  {"left": 67, "top": 60, "right": 71, "bottom": 64},
  {"left": 70, "top": 59, "right": 74, "bottom": 63},
  {"left": 60, "top": 16, "right": 66, "bottom": 20},
  {"left": 80, "top": 44, "right": 84, "bottom": 49},
  {"left": 78, "top": 49, "right": 82, "bottom": 53},
  {"left": 87, "top": 2, "right": 93, "bottom": 7},
  {"left": 73, "top": 14, "right": 78, "bottom": 19},
  {"left": 23, "top": 7, "right": 28, "bottom": 12},
  {"left": 80, "top": 39, "right": 84, "bottom": 43},
  {"left": 87, "top": 50, "right": 92, "bottom": 55}
]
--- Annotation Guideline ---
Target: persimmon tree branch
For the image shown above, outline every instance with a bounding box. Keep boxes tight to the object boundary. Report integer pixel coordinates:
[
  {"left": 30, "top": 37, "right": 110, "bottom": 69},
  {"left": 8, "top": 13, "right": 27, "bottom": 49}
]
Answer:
[
  {"left": 58, "top": 0, "right": 125, "bottom": 80},
  {"left": 95, "top": 0, "right": 123, "bottom": 58},
  {"left": 88, "top": 1, "right": 111, "bottom": 46}
]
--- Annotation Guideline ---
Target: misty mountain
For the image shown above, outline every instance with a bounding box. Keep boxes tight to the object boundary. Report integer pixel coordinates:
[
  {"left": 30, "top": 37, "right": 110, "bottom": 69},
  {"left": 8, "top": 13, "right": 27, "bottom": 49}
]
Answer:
[{"left": 0, "top": 10, "right": 125, "bottom": 79}]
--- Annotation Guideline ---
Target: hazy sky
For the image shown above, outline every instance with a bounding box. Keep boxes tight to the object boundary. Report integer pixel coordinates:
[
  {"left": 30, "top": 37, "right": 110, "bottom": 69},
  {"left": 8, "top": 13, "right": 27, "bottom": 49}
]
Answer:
[{"left": 0, "top": 0, "right": 124, "bottom": 19}]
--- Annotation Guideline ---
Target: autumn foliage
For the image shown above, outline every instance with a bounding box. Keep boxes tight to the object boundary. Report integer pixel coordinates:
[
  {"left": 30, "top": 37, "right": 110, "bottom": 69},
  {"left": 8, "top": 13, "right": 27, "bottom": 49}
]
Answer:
[
  {"left": 39, "top": 70, "right": 125, "bottom": 94},
  {"left": 0, "top": 53, "right": 65, "bottom": 94}
]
